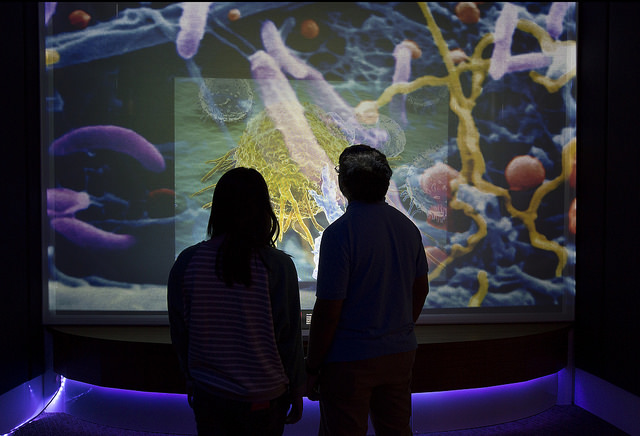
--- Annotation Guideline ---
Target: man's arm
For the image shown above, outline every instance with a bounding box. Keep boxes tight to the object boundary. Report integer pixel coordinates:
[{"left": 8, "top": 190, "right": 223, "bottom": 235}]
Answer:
[
  {"left": 305, "top": 297, "right": 343, "bottom": 400},
  {"left": 412, "top": 273, "right": 429, "bottom": 322},
  {"left": 305, "top": 297, "right": 343, "bottom": 371}
]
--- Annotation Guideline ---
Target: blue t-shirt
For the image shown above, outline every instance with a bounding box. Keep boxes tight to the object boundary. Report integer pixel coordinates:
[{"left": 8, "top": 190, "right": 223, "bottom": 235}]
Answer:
[{"left": 316, "top": 201, "right": 429, "bottom": 362}]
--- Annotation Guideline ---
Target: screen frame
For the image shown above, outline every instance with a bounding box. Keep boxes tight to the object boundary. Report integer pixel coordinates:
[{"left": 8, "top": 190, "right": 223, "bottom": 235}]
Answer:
[{"left": 39, "top": 2, "right": 577, "bottom": 326}]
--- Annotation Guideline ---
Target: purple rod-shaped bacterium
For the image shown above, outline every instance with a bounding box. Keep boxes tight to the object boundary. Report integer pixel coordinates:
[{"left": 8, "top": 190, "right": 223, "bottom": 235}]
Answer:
[
  {"left": 260, "top": 20, "right": 388, "bottom": 148},
  {"left": 176, "top": 2, "right": 213, "bottom": 60},
  {"left": 490, "top": 3, "right": 551, "bottom": 80},
  {"left": 50, "top": 217, "right": 136, "bottom": 250},
  {"left": 260, "top": 20, "right": 310, "bottom": 79},
  {"left": 47, "top": 188, "right": 91, "bottom": 217},
  {"left": 546, "top": 3, "right": 572, "bottom": 39},
  {"left": 489, "top": 3, "right": 518, "bottom": 80},
  {"left": 390, "top": 40, "right": 421, "bottom": 127},
  {"left": 44, "top": 2, "right": 57, "bottom": 26},
  {"left": 504, "top": 52, "right": 551, "bottom": 74},
  {"left": 249, "top": 50, "right": 337, "bottom": 191},
  {"left": 49, "top": 125, "right": 166, "bottom": 172},
  {"left": 260, "top": 20, "right": 355, "bottom": 122}
]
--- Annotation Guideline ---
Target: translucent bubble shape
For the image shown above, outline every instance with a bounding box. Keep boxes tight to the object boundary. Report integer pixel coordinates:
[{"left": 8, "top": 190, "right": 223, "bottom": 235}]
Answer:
[{"left": 199, "top": 78, "right": 254, "bottom": 123}]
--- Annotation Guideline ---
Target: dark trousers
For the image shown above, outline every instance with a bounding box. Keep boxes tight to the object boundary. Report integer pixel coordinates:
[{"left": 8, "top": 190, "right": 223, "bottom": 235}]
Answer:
[
  {"left": 191, "top": 387, "right": 290, "bottom": 436},
  {"left": 318, "top": 350, "right": 416, "bottom": 436}
]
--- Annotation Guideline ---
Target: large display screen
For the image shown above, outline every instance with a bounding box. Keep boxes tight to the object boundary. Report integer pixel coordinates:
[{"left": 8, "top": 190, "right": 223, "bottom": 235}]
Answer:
[{"left": 41, "top": 2, "right": 577, "bottom": 324}]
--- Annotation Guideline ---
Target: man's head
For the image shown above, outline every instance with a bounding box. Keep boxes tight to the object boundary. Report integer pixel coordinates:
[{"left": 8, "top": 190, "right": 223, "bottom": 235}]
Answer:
[{"left": 337, "top": 144, "right": 392, "bottom": 203}]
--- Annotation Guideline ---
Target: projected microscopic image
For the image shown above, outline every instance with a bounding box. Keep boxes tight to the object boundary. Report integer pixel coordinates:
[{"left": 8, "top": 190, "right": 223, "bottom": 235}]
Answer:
[{"left": 41, "top": 2, "right": 576, "bottom": 323}]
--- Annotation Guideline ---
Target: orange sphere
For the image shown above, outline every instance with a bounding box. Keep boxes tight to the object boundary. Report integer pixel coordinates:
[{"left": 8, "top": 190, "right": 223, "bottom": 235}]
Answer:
[
  {"left": 568, "top": 198, "right": 576, "bottom": 234},
  {"left": 419, "top": 162, "right": 459, "bottom": 201},
  {"left": 301, "top": 19, "right": 320, "bottom": 39},
  {"left": 455, "top": 2, "right": 480, "bottom": 24},
  {"left": 68, "top": 10, "right": 91, "bottom": 29},
  {"left": 505, "top": 155, "right": 545, "bottom": 191},
  {"left": 403, "top": 40, "right": 422, "bottom": 59},
  {"left": 228, "top": 8, "right": 241, "bottom": 22}
]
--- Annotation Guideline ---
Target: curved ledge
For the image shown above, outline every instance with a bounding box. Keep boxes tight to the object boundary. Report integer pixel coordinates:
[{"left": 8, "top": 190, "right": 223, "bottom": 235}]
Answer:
[
  {"left": 412, "top": 322, "right": 571, "bottom": 391},
  {"left": 49, "top": 322, "right": 572, "bottom": 394}
]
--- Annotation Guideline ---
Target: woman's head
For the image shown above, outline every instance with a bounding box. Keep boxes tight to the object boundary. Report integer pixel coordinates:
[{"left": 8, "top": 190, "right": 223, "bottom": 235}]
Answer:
[
  {"left": 207, "top": 167, "right": 279, "bottom": 247},
  {"left": 338, "top": 144, "right": 392, "bottom": 202}
]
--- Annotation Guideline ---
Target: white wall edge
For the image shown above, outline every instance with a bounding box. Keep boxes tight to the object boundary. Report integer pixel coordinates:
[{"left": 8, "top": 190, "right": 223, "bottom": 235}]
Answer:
[{"left": 575, "top": 368, "right": 640, "bottom": 436}]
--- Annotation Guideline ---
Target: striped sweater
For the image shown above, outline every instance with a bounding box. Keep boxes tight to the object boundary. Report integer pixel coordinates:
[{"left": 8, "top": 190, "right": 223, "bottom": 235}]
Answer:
[{"left": 168, "top": 235, "right": 305, "bottom": 402}]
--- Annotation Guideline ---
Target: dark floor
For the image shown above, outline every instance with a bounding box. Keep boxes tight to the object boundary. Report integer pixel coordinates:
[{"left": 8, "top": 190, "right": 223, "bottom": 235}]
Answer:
[{"left": 10, "top": 405, "right": 629, "bottom": 436}]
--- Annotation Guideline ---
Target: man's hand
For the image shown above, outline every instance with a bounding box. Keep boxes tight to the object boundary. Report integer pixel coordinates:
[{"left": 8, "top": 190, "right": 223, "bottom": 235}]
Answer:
[
  {"left": 186, "top": 379, "right": 195, "bottom": 407},
  {"left": 305, "top": 373, "right": 321, "bottom": 401}
]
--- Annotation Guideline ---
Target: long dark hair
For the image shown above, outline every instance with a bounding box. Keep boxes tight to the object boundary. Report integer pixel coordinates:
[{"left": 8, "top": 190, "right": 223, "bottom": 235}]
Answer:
[{"left": 206, "top": 167, "right": 280, "bottom": 287}]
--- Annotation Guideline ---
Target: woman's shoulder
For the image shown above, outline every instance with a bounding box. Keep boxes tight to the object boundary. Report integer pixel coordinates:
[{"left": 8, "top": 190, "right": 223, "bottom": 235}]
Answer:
[
  {"left": 178, "top": 239, "right": 210, "bottom": 255},
  {"left": 261, "top": 245, "right": 293, "bottom": 260},
  {"left": 176, "top": 241, "right": 202, "bottom": 258},
  {"left": 259, "top": 245, "right": 296, "bottom": 269}
]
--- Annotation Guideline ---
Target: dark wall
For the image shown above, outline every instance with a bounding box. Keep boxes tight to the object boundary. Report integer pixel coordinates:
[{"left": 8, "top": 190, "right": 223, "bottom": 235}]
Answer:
[
  {"left": 574, "top": 2, "right": 640, "bottom": 397},
  {"left": 0, "top": 2, "right": 44, "bottom": 395},
  {"left": 1, "top": 1, "right": 639, "bottom": 401}
]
